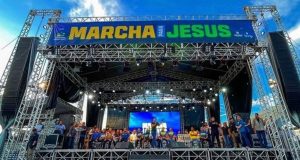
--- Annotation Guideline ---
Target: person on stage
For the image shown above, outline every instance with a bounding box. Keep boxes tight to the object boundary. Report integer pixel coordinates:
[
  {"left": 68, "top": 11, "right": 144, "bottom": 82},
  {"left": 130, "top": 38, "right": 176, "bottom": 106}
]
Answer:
[
  {"left": 129, "top": 129, "right": 138, "bottom": 148},
  {"left": 189, "top": 126, "right": 199, "bottom": 148},
  {"left": 150, "top": 118, "right": 160, "bottom": 148},
  {"left": 136, "top": 128, "right": 143, "bottom": 148},
  {"left": 209, "top": 117, "right": 221, "bottom": 147},
  {"left": 157, "top": 127, "right": 167, "bottom": 148},
  {"left": 167, "top": 128, "right": 175, "bottom": 143},
  {"left": 235, "top": 114, "right": 251, "bottom": 148}
]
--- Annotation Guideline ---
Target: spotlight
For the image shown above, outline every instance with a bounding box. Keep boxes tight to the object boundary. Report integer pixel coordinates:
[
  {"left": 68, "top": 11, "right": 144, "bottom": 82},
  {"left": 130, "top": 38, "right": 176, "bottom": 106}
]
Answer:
[
  {"left": 135, "top": 106, "right": 138, "bottom": 109},
  {"left": 98, "top": 104, "right": 101, "bottom": 107},
  {"left": 171, "top": 106, "right": 174, "bottom": 109},
  {"left": 215, "top": 93, "right": 218, "bottom": 97},
  {"left": 136, "top": 62, "right": 140, "bottom": 66},
  {"left": 170, "top": 88, "right": 173, "bottom": 92},
  {"left": 149, "top": 106, "right": 152, "bottom": 109},
  {"left": 100, "top": 108, "right": 104, "bottom": 111},
  {"left": 88, "top": 94, "right": 94, "bottom": 99},
  {"left": 113, "top": 108, "right": 116, "bottom": 111},
  {"left": 156, "top": 89, "right": 160, "bottom": 94},
  {"left": 209, "top": 88, "right": 213, "bottom": 91},
  {"left": 193, "top": 88, "right": 196, "bottom": 92},
  {"left": 145, "top": 90, "right": 150, "bottom": 94},
  {"left": 207, "top": 100, "right": 211, "bottom": 105},
  {"left": 255, "top": 52, "right": 260, "bottom": 56},
  {"left": 160, "top": 110, "right": 163, "bottom": 112},
  {"left": 79, "top": 91, "right": 83, "bottom": 95},
  {"left": 93, "top": 90, "right": 96, "bottom": 93},
  {"left": 212, "top": 98, "right": 216, "bottom": 102},
  {"left": 97, "top": 101, "right": 100, "bottom": 104},
  {"left": 99, "top": 91, "right": 102, "bottom": 94},
  {"left": 142, "top": 107, "right": 145, "bottom": 111},
  {"left": 156, "top": 106, "right": 159, "bottom": 109},
  {"left": 112, "top": 90, "right": 115, "bottom": 93},
  {"left": 123, "top": 106, "right": 126, "bottom": 109},
  {"left": 146, "top": 109, "right": 149, "bottom": 112},
  {"left": 92, "top": 100, "right": 95, "bottom": 104},
  {"left": 203, "top": 89, "right": 207, "bottom": 93},
  {"left": 133, "top": 90, "right": 136, "bottom": 92},
  {"left": 164, "top": 107, "right": 167, "bottom": 110},
  {"left": 221, "top": 87, "right": 227, "bottom": 93},
  {"left": 182, "top": 105, "right": 185, "bottom": 108},
  {"left": 192, "top": 106, "right": 195, "bottom": 109}
]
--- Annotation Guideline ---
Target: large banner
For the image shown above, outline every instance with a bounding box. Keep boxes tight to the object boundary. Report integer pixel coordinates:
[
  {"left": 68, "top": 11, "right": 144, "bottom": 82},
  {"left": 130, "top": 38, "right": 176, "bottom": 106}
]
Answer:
[{"left": 47, "top": 20, "right": 257, "bottom": 46}]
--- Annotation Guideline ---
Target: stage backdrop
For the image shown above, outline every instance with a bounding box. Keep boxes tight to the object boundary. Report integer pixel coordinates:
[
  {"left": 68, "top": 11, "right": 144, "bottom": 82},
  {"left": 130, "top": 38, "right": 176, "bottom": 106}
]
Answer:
[
  {"left": 129, "top": 112, "right": 180, "bottom": 134},
  {"left": 48, "top": 20, "right": 257, "bottom": 46}
]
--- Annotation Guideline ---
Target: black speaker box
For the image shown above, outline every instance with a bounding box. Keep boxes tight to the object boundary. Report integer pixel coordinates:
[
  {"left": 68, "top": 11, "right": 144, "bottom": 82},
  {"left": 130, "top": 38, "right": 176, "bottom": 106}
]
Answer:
[{"left": 115, "top": 142, "right": 134, "bottom": 149}]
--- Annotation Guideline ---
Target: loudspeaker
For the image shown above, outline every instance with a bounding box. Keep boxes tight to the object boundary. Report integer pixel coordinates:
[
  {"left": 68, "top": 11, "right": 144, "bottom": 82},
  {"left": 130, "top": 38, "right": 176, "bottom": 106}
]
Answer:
[
  {"left": 167, "top": 141, "right": 187, "bottom": 148},
  {"left": 115, "top": 142, "right": 134, "bottom": 149},
  {"left": 268, "top": 31, "right": 300, "bottom": 127},
  {"left": 1, "top": 37, "right": 39, "bottom": 116}
]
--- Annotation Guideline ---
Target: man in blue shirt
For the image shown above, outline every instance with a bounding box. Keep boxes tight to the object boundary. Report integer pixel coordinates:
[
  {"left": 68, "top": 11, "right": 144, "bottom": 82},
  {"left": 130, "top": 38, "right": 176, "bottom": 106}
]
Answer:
[
  {"left": 35, "top": 120, "right": 44, "bottom": 135},
  {"left": 235, "top": 114, "right": 251, "bottom": 147},
  {"left": 54, "top": 120, "right": 66, "bottom": 146},
  {"left": 121, "top": 128, "right": 130, "bottom": 142}
]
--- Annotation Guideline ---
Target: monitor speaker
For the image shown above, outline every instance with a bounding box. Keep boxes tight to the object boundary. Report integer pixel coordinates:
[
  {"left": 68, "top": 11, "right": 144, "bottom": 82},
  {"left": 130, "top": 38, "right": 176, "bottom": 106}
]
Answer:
[{"left": 115, "top": 142, "right": 134, "bottom": 149}]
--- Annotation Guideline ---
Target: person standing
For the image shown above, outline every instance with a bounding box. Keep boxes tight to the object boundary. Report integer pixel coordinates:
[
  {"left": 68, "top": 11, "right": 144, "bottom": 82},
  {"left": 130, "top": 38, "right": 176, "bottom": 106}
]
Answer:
[
  {"left": 35, "top": 120, "right": 44, "bottom": 135},
  {"left": 228, "top": 118, "right": 240, "bottom": 148},
  {"left": 235, "top": 115, "right": 251, "bottom": 148},
  {"left": 222, "top": 122, "right": 232, "bottom": 148},
  {"left": 189, "top": 126, "right": 199, "bottom": 148},
  {"left": 66, "top": 123, "right": 78, "bottom": 149},
  {"left": 26, "top": 128, "right": 39, "bottom": 160},
  {"left": 252, "top": 113, "right": 268, "bottom": 148},
  {"left": 151, "top": 118, "right": 160, "bottom": 148},
  {"left": 55, "top": 120, "right": 66, "bottom": 146},
  {"left": 209, "top": 117, "right": 220, "bottom": 147},
  {"left": 78, "top": 122, "right": 87, "bottom": 149}
]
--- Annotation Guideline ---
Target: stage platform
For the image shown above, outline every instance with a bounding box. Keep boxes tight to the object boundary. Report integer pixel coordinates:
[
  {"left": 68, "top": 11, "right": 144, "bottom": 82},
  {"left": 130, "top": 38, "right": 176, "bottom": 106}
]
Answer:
[{"left": 35, "top": 148, "right": 279, "bottom": 160}]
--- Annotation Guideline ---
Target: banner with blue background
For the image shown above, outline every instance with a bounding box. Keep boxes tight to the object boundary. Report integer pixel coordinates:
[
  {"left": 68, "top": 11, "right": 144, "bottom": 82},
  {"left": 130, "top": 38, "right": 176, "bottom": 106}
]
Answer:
[{"left": 47, "top": 20, "right": 257, "bottom": 46}]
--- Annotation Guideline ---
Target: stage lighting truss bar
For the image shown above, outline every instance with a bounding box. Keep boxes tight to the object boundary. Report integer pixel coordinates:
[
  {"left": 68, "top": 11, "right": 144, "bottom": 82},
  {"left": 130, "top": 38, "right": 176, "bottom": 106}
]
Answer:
[
  {"left": 42, "top": 43, "right": 257, "bottom": 62},
  {"left": 56, "top": 62, "right": 86, "bottom": 87},
  {"left": 90, "top": 81, "right": 217, "bottom": 91},
  {"left": 99, "top": 90, "right": 216, "bottom": 103},
  {"left": 50, "top": 15, "right": 249, "bottom": 23},
  {"left": 219, "top": 60, "right": 246, "bottom": 85},
  {"left": 34, "top": 148, "right": 279, "bottom": 160}
]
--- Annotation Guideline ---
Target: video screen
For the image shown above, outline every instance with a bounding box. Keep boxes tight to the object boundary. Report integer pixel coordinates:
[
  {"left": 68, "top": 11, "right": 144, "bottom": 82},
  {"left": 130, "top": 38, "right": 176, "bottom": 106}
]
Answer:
[{"left": 129, "top": 112, "right": 180, "bottom": 134}]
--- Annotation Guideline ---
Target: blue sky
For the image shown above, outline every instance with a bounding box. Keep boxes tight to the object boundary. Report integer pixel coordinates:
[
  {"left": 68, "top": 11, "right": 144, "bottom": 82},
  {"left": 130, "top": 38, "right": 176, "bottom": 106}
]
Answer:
[{"left": 0, "top": 0, "right": 300, "bottom": 123}]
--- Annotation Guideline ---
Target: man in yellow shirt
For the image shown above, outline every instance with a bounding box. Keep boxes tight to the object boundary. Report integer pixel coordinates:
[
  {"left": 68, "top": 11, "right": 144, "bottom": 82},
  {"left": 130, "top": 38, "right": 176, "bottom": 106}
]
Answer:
[{"left": 189, "top": 126, "right": 199, "bottom": 148}]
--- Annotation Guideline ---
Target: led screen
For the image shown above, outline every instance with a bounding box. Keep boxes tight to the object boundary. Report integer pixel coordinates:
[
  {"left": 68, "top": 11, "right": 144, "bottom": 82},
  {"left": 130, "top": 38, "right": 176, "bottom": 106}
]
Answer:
[{"left": 129, "top": 112, "right": 180, "bottom": 134}]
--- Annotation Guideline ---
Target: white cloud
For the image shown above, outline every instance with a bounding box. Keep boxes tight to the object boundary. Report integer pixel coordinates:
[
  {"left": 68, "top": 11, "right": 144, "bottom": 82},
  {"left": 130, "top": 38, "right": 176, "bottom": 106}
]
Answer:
[
  {"left": 251, "top": 0, "right": 300, "bottom": 16},
  {"left": 288, "top": 22, "right": 300, "bottom": 42},
  {"left": 67, "top": 0, "right": 121, "bottom": 17}
]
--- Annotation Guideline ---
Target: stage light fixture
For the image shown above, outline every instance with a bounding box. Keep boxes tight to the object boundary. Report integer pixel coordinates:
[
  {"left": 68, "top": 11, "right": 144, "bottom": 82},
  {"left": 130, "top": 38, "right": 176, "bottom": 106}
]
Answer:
[
  {"left": 142, "top": 107, "right": 145, "bottom": 111},
  {"left": 99, "top": 91, "right": 102, "bottom": 94},
  {"left": 100, "top": 108, "right": 104, "bottom": 111},
  {"left": 193, "top": 88, "right": 196, "bottom": 92},
  {"left": 221, "top": 87, "right": 227, "bottom": 93},
  {"left": 88, "top": 94, "right": 94, "bottom": 99},
  {"left": 79, "top": 91, "right": 83, "bottom": 95},
  {"left": 212, "top": 98, "right": 216, "bottom": 102},
  {"left": 145, "top": 90, "right": 150, "bottom": 94},
  {"left": 160, "top": 110, "right": 163, "bottom": 112},
  {"left": 255, "top": 52, "right": 260, "bottom": 56},
  {"left": 156, "top": 89, "right": 160, "bottom": 94},
  {"left": 209, "top": 88, "right": 213, "bottom": 91},
  {"left": 149, "top": 106, "right": 152, "bottom": 109},
  {"left": 123, "top": 106, "right": 126, "bottom": 109},
  {"left": 203, "top": 89, "right": 207, "bottom": 93},
  {"left": 192, "top": 106, "right": 195, "bottom": 109},
  {"left": 164, "top": 107, "right": 167, "bottom": 110},
  {"left": 170, "top": 88, "right": 173, "bottom": 91},
  {"left": 112, "top": 90, "right": 115, "bottom": 93},
  {"left": 133, "top": 89, "right": 136, "bottom": 92},
  {"left": 207, "top": 100, "right": 211, "bottom": 105},
  {"left": 97, "top": 101, "right": 100, "bottom": 104},
  {"left": 113, "top": 108, "right": 116, "bottom": 111},
  {"left": 98, "top": 104, "right": 100, "bottom": 107},
  {"left": 156, "top": 106, "right": 159, "bottom": 109},
  {"left": 136, "top": 62, "right": 140, "bottom": 66},
  {"left": 135, "top": 106, "right": 138, "bottom": 109},
  {"left": 170, "top": 106, "right": 174, "bottom": 109},
  {"left": 93, "top": 90, "right": 96, "bottom": 93},
  {"left": 215, "top": 93, "right": 218, "bottom": 97},
  {"left": 146, "top": 110, "right": 149, "bottom": 112},
  {"left": 92, "top": 100, "right": 95, "bottom": 104}
]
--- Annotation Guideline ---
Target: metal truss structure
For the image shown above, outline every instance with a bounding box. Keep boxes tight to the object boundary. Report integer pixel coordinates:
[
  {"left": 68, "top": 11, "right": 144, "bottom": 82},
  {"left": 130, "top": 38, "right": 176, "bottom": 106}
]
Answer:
[
  {"left": 43, "top": 43, "right": 257, "bottom": 62},
  {"left": 245, "top": 5, "right": 300, "bottom": 160},
  {"left": 0, "top": 10, "right": 61, "bottom": 160},
  {"left": 35, "top": 148, "right": 279, "bottom": 160},
  {"left": 1, "top": 6, "right": 300, "bottom": 160}
]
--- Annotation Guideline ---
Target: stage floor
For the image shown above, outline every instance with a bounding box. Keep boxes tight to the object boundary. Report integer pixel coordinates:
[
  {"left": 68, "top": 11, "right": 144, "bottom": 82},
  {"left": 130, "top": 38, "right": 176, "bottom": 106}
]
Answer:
[{"left": 35, "top": 148, "right": 280, "bottom": 160}]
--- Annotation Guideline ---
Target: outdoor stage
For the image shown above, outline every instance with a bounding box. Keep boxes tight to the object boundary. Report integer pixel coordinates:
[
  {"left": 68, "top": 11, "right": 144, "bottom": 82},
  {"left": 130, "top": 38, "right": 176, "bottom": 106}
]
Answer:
[{"left": 35, "top": 148, "right": 279, "bottom": 160}]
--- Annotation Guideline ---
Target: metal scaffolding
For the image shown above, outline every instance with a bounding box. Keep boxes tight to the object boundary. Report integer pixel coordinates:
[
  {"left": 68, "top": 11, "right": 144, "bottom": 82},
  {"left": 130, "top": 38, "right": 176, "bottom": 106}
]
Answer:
[
  {"left": 1, "top": 6, "right": 300, "bottom": 160},
  {"left": 245, "top": 5, "right": 300, "bottom": 160},
  {"left": 0, "top": 10, "right": 61, "bottom": 160}
]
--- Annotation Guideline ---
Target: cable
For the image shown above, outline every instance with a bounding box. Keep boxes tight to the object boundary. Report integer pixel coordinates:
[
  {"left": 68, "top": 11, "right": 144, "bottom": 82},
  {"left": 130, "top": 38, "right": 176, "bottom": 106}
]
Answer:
[{"left": 0, "top": 37, "right": 18, "bottom": 50}]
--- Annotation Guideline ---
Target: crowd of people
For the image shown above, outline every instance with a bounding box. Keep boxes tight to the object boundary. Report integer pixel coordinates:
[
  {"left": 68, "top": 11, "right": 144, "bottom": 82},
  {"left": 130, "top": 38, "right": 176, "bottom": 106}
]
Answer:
[{"left": 26, "top": 112, "right": 269, "bottom": 156}]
